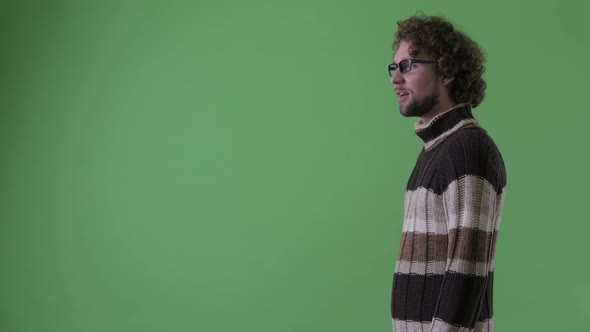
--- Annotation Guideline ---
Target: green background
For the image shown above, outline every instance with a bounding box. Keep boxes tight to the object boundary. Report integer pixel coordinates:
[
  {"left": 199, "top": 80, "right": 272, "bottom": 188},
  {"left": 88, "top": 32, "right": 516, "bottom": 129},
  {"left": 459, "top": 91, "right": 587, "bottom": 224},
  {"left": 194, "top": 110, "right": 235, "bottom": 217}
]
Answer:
[{"left": 2, "top": 1, "right": 589, "bottom": 331}]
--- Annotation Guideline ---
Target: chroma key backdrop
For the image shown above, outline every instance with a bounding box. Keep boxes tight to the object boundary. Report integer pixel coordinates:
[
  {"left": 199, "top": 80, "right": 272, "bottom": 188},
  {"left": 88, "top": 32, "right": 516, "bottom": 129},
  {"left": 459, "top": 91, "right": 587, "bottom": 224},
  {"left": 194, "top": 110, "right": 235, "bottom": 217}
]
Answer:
[{"left": 1, "top": 1, "right": 589, "bottom": 331}]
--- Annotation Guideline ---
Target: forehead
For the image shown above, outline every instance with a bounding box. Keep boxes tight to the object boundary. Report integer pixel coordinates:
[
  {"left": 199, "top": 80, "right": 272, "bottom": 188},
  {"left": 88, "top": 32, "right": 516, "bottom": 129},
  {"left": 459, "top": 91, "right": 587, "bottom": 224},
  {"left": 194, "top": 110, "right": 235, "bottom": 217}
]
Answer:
[
  {"left": 393, "top": 41, "right": 431, "bottom": 62},
  {"left": 393, "top": 41, "right": 412, "bottom": 62}
]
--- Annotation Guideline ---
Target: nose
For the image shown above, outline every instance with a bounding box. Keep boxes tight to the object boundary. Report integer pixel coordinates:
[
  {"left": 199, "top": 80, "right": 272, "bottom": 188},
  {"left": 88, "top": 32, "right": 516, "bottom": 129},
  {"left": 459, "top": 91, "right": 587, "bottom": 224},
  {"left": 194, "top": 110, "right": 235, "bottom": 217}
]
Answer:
[{"left": 390, "top": 68, "right": 404, "bottom": 85}]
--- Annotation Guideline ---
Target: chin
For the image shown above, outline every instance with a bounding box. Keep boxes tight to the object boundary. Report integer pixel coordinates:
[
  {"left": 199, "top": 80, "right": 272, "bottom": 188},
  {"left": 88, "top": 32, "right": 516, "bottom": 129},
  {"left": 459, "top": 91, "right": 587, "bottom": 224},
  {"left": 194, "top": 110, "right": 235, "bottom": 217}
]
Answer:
[
  {"left": 399, "top": 109, "right": 411, "bottom": 117},
  {"left": 399, "top": 105, "right": 414, "bottom": 117}
]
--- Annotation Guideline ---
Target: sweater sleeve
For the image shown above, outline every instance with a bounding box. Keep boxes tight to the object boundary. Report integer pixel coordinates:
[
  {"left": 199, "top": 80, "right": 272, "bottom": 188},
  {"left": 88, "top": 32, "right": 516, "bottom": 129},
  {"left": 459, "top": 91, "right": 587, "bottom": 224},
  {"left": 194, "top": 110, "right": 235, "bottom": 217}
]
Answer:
[{"left": 428, "top": 132, "right": 506, "bottom": 331}]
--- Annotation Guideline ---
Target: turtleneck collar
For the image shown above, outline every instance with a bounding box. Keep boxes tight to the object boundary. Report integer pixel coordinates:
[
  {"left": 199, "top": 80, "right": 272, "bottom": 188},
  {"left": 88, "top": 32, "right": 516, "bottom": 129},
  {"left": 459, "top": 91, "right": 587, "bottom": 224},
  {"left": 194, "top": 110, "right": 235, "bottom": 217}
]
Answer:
[{"left": 414, "top": 103, "right": 479, "bottom": 151}]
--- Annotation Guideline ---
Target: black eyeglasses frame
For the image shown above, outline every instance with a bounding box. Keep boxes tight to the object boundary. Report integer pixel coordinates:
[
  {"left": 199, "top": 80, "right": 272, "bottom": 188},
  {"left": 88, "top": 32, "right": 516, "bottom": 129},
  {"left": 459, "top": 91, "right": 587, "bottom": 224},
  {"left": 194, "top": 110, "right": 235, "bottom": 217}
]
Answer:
[{"left": 388, "top": 59, "right": 435, "bottom": 76}]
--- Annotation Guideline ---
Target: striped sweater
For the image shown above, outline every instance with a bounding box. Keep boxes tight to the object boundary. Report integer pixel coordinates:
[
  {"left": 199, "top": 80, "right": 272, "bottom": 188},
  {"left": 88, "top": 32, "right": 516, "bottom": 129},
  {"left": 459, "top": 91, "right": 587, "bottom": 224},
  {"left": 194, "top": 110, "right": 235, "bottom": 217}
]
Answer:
[{"left": 391, "top": 104, "right": 507, "bottom": 332}]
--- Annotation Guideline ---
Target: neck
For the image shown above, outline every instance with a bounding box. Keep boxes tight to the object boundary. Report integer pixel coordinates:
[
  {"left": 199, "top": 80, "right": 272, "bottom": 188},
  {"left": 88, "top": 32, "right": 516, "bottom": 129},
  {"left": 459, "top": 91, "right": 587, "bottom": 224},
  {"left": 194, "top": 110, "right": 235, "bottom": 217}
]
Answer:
[
  {"left": 414, "top": 103, "right": 477, "bottom": 150},
  {"left": 417, "top": 99, "right": 458, "bottom": 126}
]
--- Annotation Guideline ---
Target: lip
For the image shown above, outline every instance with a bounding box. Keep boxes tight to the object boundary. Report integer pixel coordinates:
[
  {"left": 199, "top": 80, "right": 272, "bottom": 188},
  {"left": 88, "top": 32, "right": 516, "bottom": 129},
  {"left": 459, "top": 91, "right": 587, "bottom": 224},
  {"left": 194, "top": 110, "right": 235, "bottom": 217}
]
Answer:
[{"left": 395, "top": 90, "right": 409, "bottom": 102}]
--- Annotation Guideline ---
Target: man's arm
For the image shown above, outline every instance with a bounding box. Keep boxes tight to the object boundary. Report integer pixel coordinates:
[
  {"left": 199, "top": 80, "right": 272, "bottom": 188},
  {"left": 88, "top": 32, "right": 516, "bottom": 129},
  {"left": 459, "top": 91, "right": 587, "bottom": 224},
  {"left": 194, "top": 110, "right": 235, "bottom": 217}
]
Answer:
[{"left": 429, "top": 134, "right": 506, "bottom": 331}]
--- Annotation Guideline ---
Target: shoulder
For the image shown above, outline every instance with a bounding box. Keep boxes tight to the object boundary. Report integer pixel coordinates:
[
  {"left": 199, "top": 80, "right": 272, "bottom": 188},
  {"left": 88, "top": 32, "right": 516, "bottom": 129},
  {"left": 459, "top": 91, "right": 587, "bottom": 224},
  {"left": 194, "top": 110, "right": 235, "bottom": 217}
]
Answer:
[{"left": 437, "top": 127, "right": 507, "bottom": 193}]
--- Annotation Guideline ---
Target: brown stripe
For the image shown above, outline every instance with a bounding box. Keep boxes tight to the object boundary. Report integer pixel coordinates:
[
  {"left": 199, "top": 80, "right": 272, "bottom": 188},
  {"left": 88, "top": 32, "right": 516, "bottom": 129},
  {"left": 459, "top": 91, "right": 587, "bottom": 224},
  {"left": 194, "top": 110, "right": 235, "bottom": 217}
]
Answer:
[
  {"left": 448, "top": 228, "right": 498, "bottom": 262},
  {"left": 397, "top": 232, "right": 448, "bottom": 262},
  {"left": 398, "top": 229, "right": 498, "bottom": 263}
]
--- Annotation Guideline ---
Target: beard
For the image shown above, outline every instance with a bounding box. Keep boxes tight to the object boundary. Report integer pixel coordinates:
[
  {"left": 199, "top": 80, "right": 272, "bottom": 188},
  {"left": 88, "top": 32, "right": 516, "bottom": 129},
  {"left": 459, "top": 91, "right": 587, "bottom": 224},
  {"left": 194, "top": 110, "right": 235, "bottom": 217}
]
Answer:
[{"left": 399, "top": 91, "right": 440, "bottom": 117}]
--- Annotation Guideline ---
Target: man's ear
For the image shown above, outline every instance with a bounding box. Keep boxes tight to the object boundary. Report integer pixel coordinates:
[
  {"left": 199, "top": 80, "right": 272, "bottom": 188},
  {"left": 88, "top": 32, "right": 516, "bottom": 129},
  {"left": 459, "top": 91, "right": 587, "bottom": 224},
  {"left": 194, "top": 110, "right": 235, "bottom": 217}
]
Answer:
[{"left": 441, "top": 76, "right": 455, "bottom": 86}]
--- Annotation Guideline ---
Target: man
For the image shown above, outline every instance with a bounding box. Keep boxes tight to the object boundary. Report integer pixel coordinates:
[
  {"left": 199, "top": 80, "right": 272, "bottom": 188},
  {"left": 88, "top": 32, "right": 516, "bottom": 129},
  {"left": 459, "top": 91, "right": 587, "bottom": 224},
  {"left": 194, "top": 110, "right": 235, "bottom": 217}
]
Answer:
[{"left": 388, "top": 15, "right": 507, "bottom": 332}]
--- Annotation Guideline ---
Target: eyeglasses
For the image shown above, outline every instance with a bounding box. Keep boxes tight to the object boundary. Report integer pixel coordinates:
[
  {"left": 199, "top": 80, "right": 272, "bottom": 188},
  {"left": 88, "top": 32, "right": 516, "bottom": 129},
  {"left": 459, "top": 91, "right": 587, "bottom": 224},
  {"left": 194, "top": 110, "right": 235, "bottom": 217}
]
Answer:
[{"left": 388, "top": 59, "right": 435, "bottom": 76}]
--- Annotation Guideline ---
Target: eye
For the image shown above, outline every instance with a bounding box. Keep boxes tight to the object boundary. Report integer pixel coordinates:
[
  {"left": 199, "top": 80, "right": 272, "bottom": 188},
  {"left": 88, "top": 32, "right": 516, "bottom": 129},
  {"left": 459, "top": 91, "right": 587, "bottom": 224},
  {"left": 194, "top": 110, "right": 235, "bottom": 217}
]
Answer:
[{"left": 399, "top": 60, "right": 411, "bottom": 73}]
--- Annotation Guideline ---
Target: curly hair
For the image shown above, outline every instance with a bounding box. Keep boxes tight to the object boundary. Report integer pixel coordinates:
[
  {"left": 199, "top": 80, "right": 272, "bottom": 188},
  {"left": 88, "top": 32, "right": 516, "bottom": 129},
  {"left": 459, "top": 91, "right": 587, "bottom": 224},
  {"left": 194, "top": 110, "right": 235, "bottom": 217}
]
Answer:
[{"left": 393, "top": 15, "right": 486, "bottom": 108}]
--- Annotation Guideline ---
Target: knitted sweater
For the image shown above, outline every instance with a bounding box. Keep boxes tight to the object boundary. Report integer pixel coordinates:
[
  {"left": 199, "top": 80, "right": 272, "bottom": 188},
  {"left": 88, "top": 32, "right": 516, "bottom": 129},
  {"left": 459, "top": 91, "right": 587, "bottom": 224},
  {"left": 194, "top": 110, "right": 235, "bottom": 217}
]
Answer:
[{"left": 391, "top": 104, "right": 507, "bottom": 332}]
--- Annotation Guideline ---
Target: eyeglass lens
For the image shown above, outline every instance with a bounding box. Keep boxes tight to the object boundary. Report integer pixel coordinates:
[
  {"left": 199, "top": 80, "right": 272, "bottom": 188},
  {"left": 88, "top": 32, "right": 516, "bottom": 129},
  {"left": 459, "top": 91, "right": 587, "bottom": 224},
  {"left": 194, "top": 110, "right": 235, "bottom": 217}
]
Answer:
[
  {"left": 389, "top": 60, "right": 411, "bottom": 76},
  {"left": 399, "top": 60, "right": 411, "bottom": 72}
]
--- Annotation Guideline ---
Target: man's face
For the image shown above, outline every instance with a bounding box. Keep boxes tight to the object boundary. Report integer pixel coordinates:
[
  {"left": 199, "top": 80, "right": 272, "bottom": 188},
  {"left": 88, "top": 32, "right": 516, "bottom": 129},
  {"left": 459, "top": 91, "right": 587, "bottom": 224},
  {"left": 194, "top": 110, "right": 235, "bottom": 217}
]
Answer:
[{"left": 391, "top": 41, "right": 442, "bottom": 118}]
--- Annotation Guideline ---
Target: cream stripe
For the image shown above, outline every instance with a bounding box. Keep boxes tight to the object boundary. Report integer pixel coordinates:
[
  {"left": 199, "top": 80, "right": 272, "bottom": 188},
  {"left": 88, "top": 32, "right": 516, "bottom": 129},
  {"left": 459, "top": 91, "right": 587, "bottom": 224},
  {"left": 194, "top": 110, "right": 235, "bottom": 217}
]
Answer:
[
  {"left": 424, "top": 118, "right": 480, "bottom": 151},
  {"left": 414, "top": 103, "right": 469, "bottom": 131},
  {"left": 395, "top": 259, "right": 494, "bottom": 276},
  {"left": 430, "top": 318, "right": 494, "bottom": 332},
  {"left": 393, "top": 319, "right": 431, "bottom": 332},
  {"left": 442, "top": 176, "right": 505, "bottom": 231},
  {"left": 392, "top": 318, "right": 494, "bottom": 332},
  {"left": 404, "top": 183, "right": 505, "bottom": 234},
  {"left": 395, "top": 260, "right": 447, "bottom": 275},
  {"left": 404, "top": 188, "right": 447, "bottom": 235},
  {"left": 475, "top": 318, "right": 495, "bottom": 332},
  {"left": 495, "top": 190, "right": 506, "bottom": 230},
  {"left": 402, "top": 217, "right": 448, "bottom": 235}
]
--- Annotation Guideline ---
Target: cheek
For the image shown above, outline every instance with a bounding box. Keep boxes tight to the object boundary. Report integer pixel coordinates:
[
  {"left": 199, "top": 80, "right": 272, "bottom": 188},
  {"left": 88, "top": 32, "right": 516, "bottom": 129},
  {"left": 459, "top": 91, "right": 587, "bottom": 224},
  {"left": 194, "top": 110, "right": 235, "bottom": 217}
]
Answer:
[{"left": 417, "top": 79, "right": 437, "bottom": 94}]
